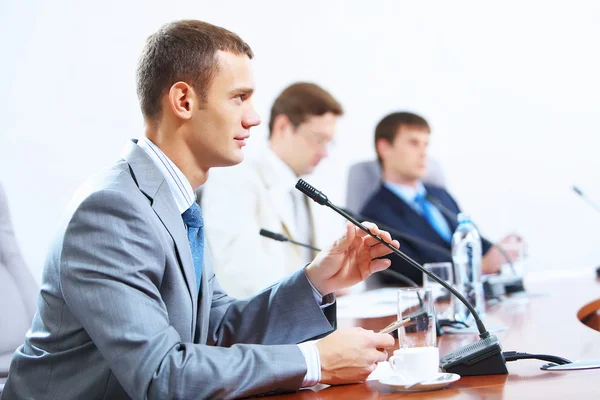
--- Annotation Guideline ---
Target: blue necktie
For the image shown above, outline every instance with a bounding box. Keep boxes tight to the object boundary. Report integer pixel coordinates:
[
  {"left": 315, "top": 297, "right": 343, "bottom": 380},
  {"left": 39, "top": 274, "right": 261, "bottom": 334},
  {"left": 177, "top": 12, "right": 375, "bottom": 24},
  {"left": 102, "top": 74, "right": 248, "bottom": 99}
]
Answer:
[
  {"left": 414, "top": 193, "right": 452, "bottom": 243},
  {"left": 182, "top": 203, "right": 204, "bottom": 293}
]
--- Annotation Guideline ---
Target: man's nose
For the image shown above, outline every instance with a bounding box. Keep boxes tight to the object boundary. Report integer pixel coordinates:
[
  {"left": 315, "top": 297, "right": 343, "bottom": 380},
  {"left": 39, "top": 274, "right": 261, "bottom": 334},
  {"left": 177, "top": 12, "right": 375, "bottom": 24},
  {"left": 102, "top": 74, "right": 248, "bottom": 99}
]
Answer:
[{"left": 243, "top": 108, "right": 261, "bottom": 129}]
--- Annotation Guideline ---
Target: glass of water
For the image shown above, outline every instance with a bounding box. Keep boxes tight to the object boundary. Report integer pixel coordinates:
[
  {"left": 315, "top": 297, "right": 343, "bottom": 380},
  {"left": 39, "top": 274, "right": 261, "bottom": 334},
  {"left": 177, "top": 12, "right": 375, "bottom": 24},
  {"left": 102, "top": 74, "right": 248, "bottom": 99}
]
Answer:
[
  {"left": 422, "top": 262, "right": 455, "bottom": 321},
  {"left": 397, "top": 287, "right": 436, "bottom": 348}
]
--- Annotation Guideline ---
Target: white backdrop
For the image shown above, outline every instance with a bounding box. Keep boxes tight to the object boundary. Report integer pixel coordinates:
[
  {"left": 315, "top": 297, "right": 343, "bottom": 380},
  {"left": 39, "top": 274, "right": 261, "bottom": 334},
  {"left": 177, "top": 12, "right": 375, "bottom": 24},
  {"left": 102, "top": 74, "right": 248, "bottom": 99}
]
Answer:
[{"left": 1, "top": 0, "right": 599, "bottom": 282}]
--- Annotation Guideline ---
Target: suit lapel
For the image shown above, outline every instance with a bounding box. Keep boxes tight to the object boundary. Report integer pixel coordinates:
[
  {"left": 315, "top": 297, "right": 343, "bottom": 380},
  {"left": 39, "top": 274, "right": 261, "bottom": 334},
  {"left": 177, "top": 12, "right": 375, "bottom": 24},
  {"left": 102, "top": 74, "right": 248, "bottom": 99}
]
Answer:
[
  {"left": 121, "top": 140, "right": 198, "bottom": 336},
  {"left": 152, "top": 185, "right": 198, "bottom": 308},
  {"left": 196, "top": 239, "right": 216, "bottom": 343},
  {"left": 254, "top": 155, "right": 299, "bottom": 246}
]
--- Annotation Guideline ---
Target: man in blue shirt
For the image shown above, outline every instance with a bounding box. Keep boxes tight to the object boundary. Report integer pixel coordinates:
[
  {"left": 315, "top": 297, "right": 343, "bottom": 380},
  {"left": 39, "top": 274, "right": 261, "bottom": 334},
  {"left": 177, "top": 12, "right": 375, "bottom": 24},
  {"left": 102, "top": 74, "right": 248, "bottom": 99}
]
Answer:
[{"left": 360, "top": 112, "right": 524, "bottom": 286}]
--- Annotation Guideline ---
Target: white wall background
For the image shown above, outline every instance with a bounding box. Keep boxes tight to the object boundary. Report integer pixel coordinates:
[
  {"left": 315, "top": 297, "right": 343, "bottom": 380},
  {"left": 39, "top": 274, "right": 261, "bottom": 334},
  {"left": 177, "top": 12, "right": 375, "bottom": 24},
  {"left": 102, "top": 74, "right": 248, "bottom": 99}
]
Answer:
[{"left": 1, "top": 0, "right": 599, "bottom": 282}]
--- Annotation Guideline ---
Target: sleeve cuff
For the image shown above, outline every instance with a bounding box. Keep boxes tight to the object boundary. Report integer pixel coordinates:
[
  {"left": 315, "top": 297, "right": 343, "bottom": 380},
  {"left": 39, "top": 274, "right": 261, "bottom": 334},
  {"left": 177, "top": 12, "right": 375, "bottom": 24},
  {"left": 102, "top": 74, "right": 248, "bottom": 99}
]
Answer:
[
  {"left": 309, "top": 280, "right": 336, "bottom": 308},
  {"left": 304, "top": 268, "right": 337, "bottom": 307},
  {"left": 320, "top": 292, "right": 335, "bottom": 308},
  {"left": 297, "top": 341, "right": 321, "bottom": 387}
]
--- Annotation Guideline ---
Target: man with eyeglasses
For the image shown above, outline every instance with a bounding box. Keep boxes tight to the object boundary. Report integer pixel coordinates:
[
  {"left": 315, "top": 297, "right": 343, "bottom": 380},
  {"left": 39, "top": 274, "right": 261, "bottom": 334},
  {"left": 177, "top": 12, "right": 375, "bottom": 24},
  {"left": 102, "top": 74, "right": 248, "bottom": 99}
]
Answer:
[{"left": 201, "top": 82, "right": 345, "bottom": 297}]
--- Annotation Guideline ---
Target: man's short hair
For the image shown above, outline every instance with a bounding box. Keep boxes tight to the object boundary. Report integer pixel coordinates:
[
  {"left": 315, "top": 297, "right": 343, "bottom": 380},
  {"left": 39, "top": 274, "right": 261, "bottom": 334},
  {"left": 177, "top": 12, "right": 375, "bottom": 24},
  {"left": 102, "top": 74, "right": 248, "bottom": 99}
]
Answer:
[
  {"left": 136, "top": 20, "right": 253, "bottom": 121},
  {"left": 268, "top": 82, "right": 344, "bottom": 137},
  {"left": 374, "top": 112, "right": 430, "bottom": 164}
]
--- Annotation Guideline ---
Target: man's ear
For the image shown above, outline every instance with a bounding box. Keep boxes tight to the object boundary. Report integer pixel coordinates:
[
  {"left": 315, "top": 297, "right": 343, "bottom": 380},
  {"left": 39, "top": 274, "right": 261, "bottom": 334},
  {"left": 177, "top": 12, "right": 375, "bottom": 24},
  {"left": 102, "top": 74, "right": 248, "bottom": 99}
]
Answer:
[
  {"left": 376, "top": 138, "right": 391, "bottom": 162},
  {"left": 167, "top": 81, "right": 196, "bottom": 120},
  {"left": 271, "top": 114, "right": 293, "bottom": 139}
]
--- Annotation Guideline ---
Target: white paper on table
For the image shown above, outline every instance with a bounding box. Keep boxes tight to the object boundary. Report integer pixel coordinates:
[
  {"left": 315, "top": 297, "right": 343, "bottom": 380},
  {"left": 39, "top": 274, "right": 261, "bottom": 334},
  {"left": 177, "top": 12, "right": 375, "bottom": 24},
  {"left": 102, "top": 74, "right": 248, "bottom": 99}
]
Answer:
[
  {"left": 336, "top": 288, "right": 399, "bottom": 318},
  {"left": 337, "top": 287, "right": 423, "bottom": 319},
  {"left": 443, "top": 324, "right": 508, "bottom": 334},
  {"left": 367, "top": 361, "right": 394, "bottom": 381}
]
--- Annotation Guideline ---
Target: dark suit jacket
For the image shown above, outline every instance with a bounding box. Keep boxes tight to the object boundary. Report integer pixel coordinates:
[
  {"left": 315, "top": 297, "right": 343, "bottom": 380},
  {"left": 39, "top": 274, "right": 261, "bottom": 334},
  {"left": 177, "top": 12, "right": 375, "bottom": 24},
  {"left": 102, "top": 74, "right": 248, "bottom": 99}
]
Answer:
[{"left": 360, "top": 183, "right": 492, "bottom": 286}]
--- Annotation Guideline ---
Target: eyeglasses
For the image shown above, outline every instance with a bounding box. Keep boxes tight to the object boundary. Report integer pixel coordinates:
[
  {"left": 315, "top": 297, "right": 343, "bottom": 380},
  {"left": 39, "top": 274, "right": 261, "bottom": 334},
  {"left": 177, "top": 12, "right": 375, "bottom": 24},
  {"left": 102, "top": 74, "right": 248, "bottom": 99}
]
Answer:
[{"left": 297, "top": 130, "right": 336, "bottom": 150}]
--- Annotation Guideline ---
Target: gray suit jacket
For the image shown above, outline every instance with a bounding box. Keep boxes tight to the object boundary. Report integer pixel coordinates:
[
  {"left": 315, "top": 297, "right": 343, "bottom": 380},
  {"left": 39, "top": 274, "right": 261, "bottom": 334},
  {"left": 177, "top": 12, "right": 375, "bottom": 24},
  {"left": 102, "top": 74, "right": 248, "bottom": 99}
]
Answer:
[{"left": 2, "top": 140, "right": 335, "bottom": 400}]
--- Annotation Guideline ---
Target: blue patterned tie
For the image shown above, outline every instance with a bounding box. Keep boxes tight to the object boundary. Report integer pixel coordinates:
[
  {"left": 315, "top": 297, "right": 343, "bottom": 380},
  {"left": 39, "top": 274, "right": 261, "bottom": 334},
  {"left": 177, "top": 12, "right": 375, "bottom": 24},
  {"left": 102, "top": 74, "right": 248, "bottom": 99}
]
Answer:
[
  {"left": 414, "top": 193, "right": 452, "bottom": 243},
  {"left": 182, "top": 203, "right": 204, "bottom": 293}
]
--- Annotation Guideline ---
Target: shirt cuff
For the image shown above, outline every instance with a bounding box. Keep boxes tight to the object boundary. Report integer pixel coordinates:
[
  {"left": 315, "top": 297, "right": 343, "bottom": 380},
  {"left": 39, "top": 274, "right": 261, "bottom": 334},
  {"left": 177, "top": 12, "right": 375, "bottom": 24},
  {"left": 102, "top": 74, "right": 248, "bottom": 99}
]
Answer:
[
  {"left": 298, "top": 341, "right": 321, "bottom": 387},
  {"left": 304, "top": 268, "right": 336, "bottom": 307}
]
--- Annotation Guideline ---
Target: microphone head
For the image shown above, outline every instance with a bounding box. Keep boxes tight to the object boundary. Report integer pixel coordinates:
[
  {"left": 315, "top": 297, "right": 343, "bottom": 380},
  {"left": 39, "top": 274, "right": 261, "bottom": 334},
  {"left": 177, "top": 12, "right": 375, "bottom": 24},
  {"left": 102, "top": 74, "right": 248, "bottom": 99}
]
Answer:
[
  {"left": 572, "top": 185, "right": 583, "bottom": 196},
  {"left": 295, "top": 179, "right": 328, "bottom": 205},
  {"left": 259, "top": 229, "right": 288, "bottom": 242}
]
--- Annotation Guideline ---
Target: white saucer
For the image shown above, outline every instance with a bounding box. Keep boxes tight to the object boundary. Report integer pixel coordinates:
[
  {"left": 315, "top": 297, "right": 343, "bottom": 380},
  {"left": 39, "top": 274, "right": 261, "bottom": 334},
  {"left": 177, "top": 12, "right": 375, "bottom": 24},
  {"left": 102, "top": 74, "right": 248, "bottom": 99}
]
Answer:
[{"left": 379, "top": 372, "right": 460, "bottom": 392}]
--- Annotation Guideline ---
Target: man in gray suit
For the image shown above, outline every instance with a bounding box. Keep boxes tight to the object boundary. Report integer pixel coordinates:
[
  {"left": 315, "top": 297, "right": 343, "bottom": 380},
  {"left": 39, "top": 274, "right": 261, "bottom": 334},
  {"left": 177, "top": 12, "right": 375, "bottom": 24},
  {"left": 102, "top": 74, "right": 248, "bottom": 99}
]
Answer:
[{"left": 2, "top": 20, "right": 399, "bottom": 399}]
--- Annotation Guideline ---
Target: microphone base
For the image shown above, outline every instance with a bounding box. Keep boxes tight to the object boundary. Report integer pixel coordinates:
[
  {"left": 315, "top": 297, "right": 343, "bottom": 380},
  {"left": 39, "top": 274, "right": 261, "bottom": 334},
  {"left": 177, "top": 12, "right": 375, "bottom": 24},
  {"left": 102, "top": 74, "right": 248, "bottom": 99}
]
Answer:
[
  {"left": 440, "top": 334, "right": 508, "bottom": 376},
  {"left": 483, "top": 275, "right": 526, "bottom": 298},
  {"left": 504, "top": 277, "right": 526, "bottom": 294},
  {"left": 483, "top": 280, "right": 506, "bottom": 299}
]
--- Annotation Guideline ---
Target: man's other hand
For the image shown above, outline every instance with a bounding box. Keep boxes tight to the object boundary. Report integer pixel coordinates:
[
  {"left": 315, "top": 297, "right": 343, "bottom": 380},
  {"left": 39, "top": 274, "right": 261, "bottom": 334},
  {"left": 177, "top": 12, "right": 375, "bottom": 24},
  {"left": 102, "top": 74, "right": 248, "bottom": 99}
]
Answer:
[{"left": 316, "top": 327, "right": 395, "bottom": 385}]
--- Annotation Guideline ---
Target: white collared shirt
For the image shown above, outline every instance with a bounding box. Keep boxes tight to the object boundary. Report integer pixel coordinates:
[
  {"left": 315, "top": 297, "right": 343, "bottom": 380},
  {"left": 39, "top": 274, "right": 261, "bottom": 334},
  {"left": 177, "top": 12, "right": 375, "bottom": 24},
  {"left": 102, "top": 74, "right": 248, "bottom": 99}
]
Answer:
[
  {"left": 264, "top": 146, "right": 314, "bottom": 264},
  {"left": 138, "top": 137, "right": 195, "bottom": 214},
  {"left": 136, "top": 137, "right": 321, "bottom": 387}
]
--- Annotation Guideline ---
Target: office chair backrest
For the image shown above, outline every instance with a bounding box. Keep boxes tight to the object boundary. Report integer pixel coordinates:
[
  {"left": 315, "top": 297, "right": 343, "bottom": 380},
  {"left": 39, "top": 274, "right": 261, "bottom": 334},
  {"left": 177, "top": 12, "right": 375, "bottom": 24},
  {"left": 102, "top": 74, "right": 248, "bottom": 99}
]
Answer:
[
  {"left": 0, "top": 183, "right": 38, "bottom": 381},
  {"left": 345, "top": 158, "right": 446, "bottom": 214}
]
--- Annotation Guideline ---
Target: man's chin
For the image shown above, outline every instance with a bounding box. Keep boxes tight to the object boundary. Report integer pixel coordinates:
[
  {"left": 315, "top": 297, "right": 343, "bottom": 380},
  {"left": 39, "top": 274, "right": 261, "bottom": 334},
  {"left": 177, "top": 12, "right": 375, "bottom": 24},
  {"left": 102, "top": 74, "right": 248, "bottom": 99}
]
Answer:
[
  {"left": 415, "top": 168, "right": 428, "bottom": 179},
  {"left": 215, "top": 153, "right": 245, "bottom": 168},
  {"left": 227, "top": 156, "right": 244, "bottom": 167},
  {"left": 299, "top": 166, "right": 315, "bottom": 177}
]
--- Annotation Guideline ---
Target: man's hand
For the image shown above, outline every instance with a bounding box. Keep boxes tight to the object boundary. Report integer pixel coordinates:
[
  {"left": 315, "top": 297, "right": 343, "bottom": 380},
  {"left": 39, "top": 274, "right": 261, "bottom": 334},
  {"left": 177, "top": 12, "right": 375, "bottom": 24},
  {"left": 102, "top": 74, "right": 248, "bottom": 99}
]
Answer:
[
  {"left": 482, "top": 234, "right": 526, "bottom": 274},
  {"left": 316, "top": 328, "right": 395, "bottom": 385},
  {"left": 305, "top": 222, "right": 400, "bottom": 295}
]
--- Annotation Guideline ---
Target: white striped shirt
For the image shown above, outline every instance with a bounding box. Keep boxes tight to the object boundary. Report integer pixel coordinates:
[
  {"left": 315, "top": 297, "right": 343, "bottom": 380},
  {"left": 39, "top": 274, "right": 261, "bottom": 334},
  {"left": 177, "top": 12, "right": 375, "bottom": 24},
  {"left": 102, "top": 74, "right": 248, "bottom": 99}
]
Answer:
[{"left": 138, "top": 137, "right": 195, "bottom": 214}]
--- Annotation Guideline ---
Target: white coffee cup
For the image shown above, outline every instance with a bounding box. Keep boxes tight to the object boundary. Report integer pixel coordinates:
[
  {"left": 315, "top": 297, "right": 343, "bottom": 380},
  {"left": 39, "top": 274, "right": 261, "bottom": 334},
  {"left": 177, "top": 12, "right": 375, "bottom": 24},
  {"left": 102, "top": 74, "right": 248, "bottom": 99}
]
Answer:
[{"left": 388, "top": 346, "right": 440, "bottom": 382}]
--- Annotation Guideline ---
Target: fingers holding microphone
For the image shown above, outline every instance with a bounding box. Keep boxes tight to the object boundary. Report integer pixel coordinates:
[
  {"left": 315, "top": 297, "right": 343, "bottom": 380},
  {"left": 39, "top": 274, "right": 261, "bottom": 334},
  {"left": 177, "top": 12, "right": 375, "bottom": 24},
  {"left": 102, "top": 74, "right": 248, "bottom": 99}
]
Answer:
[
  {"left": 358, "top": 222, "right": 400, "bottom": 252},
  {"left": 356, "top": 222, "right": 400, "bottom": 275}
]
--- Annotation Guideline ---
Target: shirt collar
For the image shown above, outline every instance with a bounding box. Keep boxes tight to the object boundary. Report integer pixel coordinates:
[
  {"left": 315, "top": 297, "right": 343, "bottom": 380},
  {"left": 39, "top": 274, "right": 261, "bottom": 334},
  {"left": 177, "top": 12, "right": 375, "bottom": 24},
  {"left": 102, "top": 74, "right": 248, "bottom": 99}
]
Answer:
[
  {"left": 137, "top": 137, "right": 196, "bottom": 214},
  {"left": 264, "top": 145, "right": 299, "bottom": 190},
  {"left": 383, "top": 180, "right": 426, "bottom": 204}
]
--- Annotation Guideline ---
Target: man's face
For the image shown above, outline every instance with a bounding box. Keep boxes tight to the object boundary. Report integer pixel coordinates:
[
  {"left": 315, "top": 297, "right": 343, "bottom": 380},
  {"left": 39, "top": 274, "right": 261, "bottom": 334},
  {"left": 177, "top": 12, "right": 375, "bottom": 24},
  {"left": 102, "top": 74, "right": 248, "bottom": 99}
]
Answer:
[
  {"left": 188, "top": 51, "right": 260, "bottom": 169},
  {"left": 285, "top": 112, "right": 338, "bottom": 176},
  {"left": 381, "top": 126, "right": 430, "bottom": 181}
]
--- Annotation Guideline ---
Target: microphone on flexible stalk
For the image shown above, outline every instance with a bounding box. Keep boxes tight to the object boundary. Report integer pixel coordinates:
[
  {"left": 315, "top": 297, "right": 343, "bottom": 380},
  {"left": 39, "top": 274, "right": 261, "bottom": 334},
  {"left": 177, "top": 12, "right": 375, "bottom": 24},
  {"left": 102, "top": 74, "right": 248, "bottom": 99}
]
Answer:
[
  {"left": 572, "top": 185, "right": 600, "bottom": 215},
  {"left": 336, "top": 209, "right": 506, "bottom": 300},
  {"left": 258, "top": 228, "right": 433, "bottom": 334},
  {"left": 295, "top": 178, "right": 508, "bottom": 376},
  {"left": 259, "top": 228, "right": 420, "bottom": 288},
  {"left": 265, "top": 189, "right": 578, "bottom": 373},
  {"left": 259, "top": 229, "right": 321, "bottom": 251},
  {"left": 340, "top": 209, "right": 452, "bottom": 258}
]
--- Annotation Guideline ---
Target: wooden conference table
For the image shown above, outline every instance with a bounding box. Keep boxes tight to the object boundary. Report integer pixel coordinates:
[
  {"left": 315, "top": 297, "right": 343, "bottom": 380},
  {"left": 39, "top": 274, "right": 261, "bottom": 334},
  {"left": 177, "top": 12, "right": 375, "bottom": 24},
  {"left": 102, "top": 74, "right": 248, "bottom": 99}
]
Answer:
[{"left": 275, "top": 269, "right": 600, "bottom": 399}]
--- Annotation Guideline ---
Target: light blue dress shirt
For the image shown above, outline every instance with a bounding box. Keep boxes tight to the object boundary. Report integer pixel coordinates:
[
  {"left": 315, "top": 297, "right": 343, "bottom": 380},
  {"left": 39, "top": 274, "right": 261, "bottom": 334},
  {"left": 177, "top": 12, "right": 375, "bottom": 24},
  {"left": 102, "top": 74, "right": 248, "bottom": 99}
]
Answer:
[{"left": 383, "top": 181, "right": 453, "bottom": 242}]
